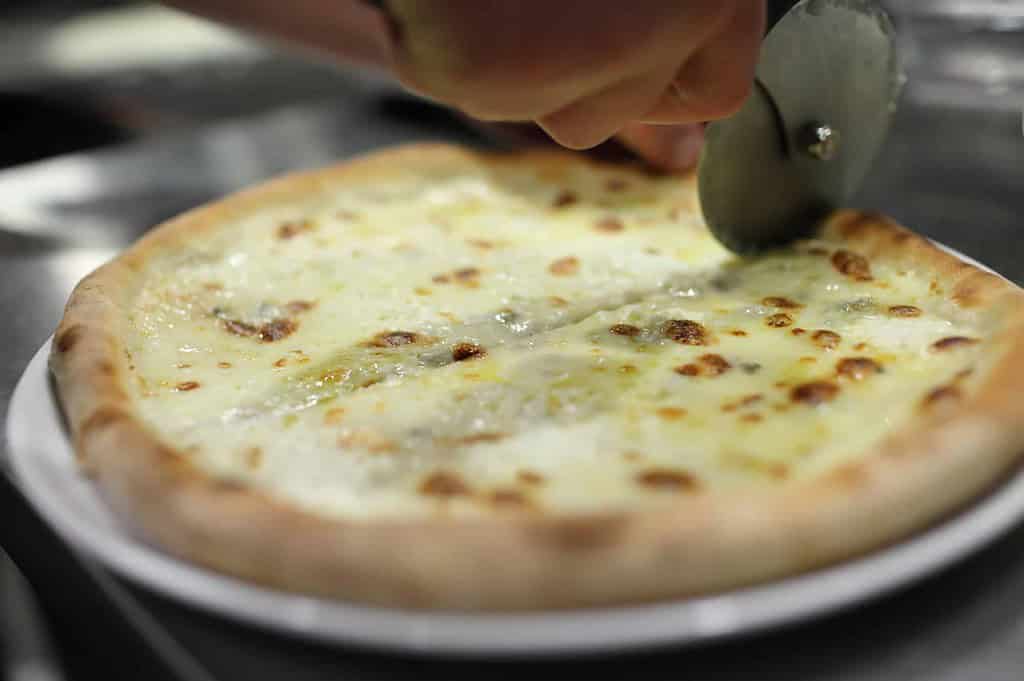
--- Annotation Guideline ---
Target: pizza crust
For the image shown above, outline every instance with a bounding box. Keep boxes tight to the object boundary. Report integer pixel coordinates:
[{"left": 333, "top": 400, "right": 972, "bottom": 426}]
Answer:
[{"left": 50, "top": 144, "right": 1024, "bottom": 610}]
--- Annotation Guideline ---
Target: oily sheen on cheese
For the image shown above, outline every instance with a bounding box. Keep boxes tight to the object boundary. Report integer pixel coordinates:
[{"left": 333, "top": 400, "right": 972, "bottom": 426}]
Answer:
[{"left": 119, "top": 154, "right": 994, "bottom": 522}]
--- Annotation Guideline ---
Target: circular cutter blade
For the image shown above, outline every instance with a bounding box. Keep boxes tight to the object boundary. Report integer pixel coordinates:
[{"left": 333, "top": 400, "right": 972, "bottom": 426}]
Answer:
[{"left": 698, "top": 0, "right": 903, "bottom": 254}]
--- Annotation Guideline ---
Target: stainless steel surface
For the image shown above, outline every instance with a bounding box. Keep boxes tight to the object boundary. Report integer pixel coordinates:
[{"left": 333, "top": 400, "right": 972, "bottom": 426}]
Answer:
[
  {"left": 699, "top": 0, "right": 902, "bottom": 253},
  {"left": 0, "top": 13, "right": 1022, "bottom": 674},
  {"left": 1, "top": 465, "right": 220, "bottom": 681},
  {"left": 2, "top": 557, "right": 66, "bottom": 681},
  {"left": 887, "top": 0, "right": 1024, "bottom": 111}
]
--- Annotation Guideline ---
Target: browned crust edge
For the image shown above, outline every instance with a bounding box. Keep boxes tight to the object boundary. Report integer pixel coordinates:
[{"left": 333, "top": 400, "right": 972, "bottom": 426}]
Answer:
[{"left": 48, "top": 143, "right": 1024, "bottom": 611}]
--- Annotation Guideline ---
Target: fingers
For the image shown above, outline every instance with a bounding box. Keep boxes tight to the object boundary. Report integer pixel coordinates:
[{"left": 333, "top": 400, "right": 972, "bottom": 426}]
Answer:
[
  {"left": 536, "top": 67, "right": 678, "bottom": 150},
  {"left": 641, "top": 1, "right": 766, "bottom": 124},
  {"left": 616, "top": 123, "right": 706, "bottom": 172},
  {"left": 384, "top": 1, "right": 762, "bottom": 150}
]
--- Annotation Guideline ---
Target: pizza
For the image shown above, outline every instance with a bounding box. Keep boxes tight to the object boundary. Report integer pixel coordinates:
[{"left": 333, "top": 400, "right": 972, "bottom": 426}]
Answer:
[{"left": 50, "top": 144, "right": 1024, "bottom": 611}]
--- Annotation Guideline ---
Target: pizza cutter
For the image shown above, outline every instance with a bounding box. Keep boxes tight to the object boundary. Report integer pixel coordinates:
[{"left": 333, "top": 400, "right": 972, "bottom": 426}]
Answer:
[{"left": 698, "top": 0, "right": 905, "bottom": 254}]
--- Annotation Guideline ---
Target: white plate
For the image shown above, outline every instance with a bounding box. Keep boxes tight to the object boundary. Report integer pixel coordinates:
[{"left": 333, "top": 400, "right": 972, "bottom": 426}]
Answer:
[{"left": 8, "top": 247, "right": 1024, "bottom": 657}]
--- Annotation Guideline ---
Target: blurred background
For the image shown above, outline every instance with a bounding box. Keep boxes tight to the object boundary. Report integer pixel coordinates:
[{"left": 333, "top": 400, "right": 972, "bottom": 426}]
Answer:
[
  {"left": 0, "top": 0, "right": 411, "bottom": 170},
  {"left": 1, "top": 1, "right": 1021, "bottom": 169}
]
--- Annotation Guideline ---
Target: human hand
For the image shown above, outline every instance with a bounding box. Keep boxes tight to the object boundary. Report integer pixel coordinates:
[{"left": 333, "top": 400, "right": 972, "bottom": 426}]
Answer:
[{"left": 382, "top": 1, "right": 764, "bottom": 151}]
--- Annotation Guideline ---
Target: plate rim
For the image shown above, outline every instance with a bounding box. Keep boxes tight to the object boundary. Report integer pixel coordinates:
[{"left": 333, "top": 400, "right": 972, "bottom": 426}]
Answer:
[{"left": 7, "top": 246, "right": 1024, "bottom": 658}]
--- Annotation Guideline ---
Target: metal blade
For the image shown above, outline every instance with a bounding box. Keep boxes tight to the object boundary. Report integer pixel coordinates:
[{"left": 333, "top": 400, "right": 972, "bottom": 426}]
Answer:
[{"left": 699, "top": 0, "right": 903, "bottom": 254}]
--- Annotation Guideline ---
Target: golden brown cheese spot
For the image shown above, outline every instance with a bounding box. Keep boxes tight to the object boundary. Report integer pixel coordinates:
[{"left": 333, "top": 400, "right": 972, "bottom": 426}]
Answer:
[
  {"left": 243, "top": 447, "right": 263, "bottom": 470},
  {"left": 489, "top": 489, "right": 529, "bottom": 507},
  {"left": 888, "top": 305, "right": 923, "bottom": 318},
  {"left": 223, "top": 319, "right": 258, "bottom": 338},
  {"left": 323, "top": 408, "right": 346, "bottom": 425},
  {"left": 551, "top": 189, "right": 578, "bottom": 208},
  {"left": 175, "top": 362, "right": 192, "bottom": 369},
  {"left": 273, "top": 358, "right": 288, "bottom": 368},
  {"left": 791, "top": 381, "right": 840, "bottom": 406},
  {"left": 730, "top": 330, "right": 748, "bottom": 337},
  {"left": 663, "top": 319, "right": 707, "bottom": 345},
  {"left": 674, "top": 364, "right": 700, "bottom": 377},
  {"left": 55, "top": 324, "right": 84, "bottom": 353},
  {"left": 605, "top": 177, "right": 630, "bottom": 192},
  {"left": 762, "top": 297, "right": 803, "bottom": 309},
  {"left": 594, "top": 217, "right": 625, "bottom": 233},
  {"left": 636, "top": 469, "right": 700, "bottom": 493},
  {"left": 740, "top": 413, "right": 764, "bottom": 423},
  {"left": 466, "top": 239, "right": 494, "bottom": 250},
  {"left": 723, "top": 394, "right": 764, "bottom": 412},
  {"left": 951, "top": 272, "right": 993, "bottom": 308},
  {"left": 451, "top": 432, "right": 507, "bottom": 446},
  {"left": 812, "top": 330, "right": 841, "bottom": 350},
  {"left": 931, "top": 336, "right": 979, "bottom": 352},
  {"left": 217, "top": 361, "right": 232, "bottom": 368},
  {"left": 419, "top": 471, "right": 471, "bottom": 498},
  {"left": 831, "top": 250, "right": 873, "bottom": 281},
  {"left": 337, "top": 429, "right": 397, "bottom": 454},
  {"left": 452, "top": 343, "right": 486, "bottom": 362},
  {"left": 609, "top": 323, "right": 642, "bottom": 337},
  {"left": 656, "top": 407, "right": 687, "bottom": 421},
  {"left": 549, "top": 296, "right": 569, "bottom": 307},
  {"left": 837, "top": 357, "right": 882, "bottom": 380},
  {"left": 367, "top": 331, "right": 422, "bottom": 348},
  {"left": 799, "top": 357, "right": 817, "bottom": 364},
  {"left": 321, "top": 367, "right": 351, "bottom": 385},
  {"left": 175, "top": 381, "right": 201, "bottom": 392},
  {"left": 453, "top": 267, "right": 481, "bottom": 286},
  {"left": 224, "top": 318, "right": 298, "bottom": 343},
  {"left": 791, "top": 328, "right": 807, "bottom": 337},
  {"left": 259, "top": 319, "right": 297, "bottom": 342},
  {"left": 700, "top": 354, "right": 732, "bottom": 376},
  {"left": 922, "top": 385, "right": 963, "bottom": 411},
  {"left": 414, "top": 287, "right": 432, "bottom": 296},
  {"left": 431, "top": 273, "right": 451, "bottom": 284},
  {"left": 276, "top": 219, "right": 313, "bottom": 240},
  {"left": 619, "top": 364, "right": 638, "bottom": 374},
  {"left": 517, "top": 470, "right": 545, "bottom": 486},
  {"left": 766, "top": 313, "right": 794, "bottom": 328},
  {"left": 284, "top": 300, "right": 316, "bottom": 314},
  {"left": 549, "top": 256, "right": 580, "bottom": 276}
]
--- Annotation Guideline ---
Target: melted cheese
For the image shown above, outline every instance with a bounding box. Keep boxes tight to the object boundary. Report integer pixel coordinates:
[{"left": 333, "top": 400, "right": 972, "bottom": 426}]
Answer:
[{"left": 122, "top": 158, "right": 994, "bottom": 519}]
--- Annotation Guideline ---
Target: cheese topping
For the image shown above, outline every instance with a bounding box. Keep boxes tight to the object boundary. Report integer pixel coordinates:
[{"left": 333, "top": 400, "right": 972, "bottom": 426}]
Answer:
[{"left": 121, "top": 158, "right": 993, "bottom": 519}]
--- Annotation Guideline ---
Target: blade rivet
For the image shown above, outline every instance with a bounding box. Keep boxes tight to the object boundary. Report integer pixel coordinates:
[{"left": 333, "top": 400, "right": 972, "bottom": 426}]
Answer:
[{"left": 803, "top": 123, "right": 839, "bottom": 161}]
